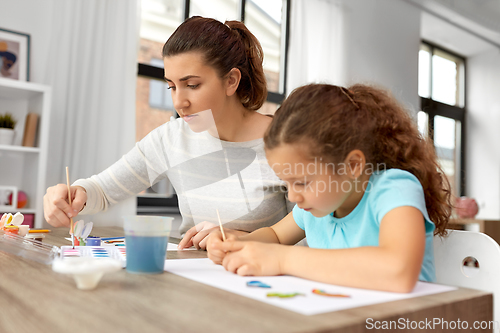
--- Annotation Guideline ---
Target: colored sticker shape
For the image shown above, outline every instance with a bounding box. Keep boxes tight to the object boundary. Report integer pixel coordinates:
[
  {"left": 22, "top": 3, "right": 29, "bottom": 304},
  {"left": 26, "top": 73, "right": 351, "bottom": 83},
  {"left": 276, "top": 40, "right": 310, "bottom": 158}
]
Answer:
[
  {"left": 312, "top": 289, "right": 350, "bottom": 298},
  {"left": 246, "top": 280, "right": 271, "bottom": 288},
  {"left": 266, "top": 292, "right": 304, "bottom": 298}
]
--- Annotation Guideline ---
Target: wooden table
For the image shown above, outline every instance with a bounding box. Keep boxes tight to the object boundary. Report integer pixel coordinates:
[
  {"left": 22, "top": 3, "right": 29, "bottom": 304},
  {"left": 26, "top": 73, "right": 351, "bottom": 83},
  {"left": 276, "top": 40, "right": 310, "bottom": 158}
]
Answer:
[{"left": 0, "top": 227, "right": 493, "bottom": 333}]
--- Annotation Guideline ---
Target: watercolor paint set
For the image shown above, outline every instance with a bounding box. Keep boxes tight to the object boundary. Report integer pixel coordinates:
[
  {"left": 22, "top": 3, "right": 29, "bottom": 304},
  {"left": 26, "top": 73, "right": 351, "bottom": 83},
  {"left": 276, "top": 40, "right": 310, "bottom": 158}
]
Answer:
[
  {"left": 1, "top": 230, "right": 126, "bottom": 268},
  {"left": 0, "top": 229, "right": 59, "bottom": 264},
  {"left": 60, "top": 246, "right": 127, "bottom": 267}
]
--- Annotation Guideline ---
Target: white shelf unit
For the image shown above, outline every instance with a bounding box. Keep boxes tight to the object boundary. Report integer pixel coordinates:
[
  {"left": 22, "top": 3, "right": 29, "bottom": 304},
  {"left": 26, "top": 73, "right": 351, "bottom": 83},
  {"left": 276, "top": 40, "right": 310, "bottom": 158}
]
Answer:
[{"left": 0, "top": 78, "right": 51, "bottom": 228}]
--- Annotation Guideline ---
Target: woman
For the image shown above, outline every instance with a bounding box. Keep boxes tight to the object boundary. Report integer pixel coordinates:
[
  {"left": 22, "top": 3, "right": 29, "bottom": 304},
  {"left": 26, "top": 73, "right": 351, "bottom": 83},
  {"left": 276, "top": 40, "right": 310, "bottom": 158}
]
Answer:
[{"left": 43, "top": 16, "right": 293, "bottom": 249}]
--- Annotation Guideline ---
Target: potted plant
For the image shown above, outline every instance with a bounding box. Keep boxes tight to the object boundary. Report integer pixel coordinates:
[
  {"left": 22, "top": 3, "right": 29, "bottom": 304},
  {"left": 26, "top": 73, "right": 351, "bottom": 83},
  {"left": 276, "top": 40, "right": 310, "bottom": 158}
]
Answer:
[{"left": 0, "top": 112, "right": 17, "bottom": 145}]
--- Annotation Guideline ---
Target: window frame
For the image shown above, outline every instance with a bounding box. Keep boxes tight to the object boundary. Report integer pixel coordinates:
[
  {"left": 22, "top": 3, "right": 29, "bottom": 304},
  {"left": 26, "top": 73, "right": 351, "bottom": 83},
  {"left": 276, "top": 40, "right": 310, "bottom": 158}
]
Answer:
[
  {"left": 420, "top": 40, "right": 466, "bottom": 196},
  {"left": 137, "top": 0, "right": 291, "bottom": 105}
]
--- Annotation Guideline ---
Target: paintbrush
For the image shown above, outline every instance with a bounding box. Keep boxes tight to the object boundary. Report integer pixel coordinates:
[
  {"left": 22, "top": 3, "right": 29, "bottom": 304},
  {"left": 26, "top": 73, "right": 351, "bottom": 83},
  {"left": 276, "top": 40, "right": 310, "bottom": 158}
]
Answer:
[
  {"left": 66, "top": 166, "right": 74, "bottom": 249},
  {"left": 216, "top": 209, "right": 226, "bottom": 242}
]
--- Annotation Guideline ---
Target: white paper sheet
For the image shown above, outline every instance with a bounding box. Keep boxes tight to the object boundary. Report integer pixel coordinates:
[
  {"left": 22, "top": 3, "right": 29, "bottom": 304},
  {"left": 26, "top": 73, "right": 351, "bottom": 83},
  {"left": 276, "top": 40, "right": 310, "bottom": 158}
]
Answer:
[
  {"left": 167, "top": 242, "right": 196, "bottom": 251},
  {"left": 164, "top": 258, "right": 457, "bottom": 316}
]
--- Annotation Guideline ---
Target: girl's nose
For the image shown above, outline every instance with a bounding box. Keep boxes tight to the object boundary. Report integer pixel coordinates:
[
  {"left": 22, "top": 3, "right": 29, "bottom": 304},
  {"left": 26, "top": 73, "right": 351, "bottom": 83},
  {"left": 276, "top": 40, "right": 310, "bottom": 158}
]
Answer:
[{"left": 287, "top": 189, "right": 303, "bottom": 203}]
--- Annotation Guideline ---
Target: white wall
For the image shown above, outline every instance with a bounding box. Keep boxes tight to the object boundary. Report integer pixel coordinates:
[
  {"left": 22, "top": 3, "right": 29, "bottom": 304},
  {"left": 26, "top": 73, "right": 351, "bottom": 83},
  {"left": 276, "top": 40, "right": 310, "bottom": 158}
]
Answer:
[
  {"left": 343, "top": 0, "right": 421, "bottom": 113},
  {"left": 1, "top": 0, "right": 137, "bottom": 227},
  {"left": 287, "top": 0, "right": 421, "bottom": 115},
  {"left": 1, "top": 0, "right": 54, "bottom": 83},
  {"left": 467, "top": 49, "right": 500, "bottom": 219}
]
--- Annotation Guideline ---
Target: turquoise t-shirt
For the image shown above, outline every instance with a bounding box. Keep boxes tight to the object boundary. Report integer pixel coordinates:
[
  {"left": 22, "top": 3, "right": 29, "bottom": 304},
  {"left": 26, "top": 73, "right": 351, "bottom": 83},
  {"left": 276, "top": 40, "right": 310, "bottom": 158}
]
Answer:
[{"left": 293, "top": 169, "right": 436, "bottom": 282}]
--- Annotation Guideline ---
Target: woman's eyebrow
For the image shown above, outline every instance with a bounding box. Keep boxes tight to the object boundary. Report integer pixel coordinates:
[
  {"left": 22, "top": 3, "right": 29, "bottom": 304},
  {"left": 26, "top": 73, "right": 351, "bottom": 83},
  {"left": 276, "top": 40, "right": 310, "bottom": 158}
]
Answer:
[{"left": 163, "top": 75, "right": 201, "bottom": 82}]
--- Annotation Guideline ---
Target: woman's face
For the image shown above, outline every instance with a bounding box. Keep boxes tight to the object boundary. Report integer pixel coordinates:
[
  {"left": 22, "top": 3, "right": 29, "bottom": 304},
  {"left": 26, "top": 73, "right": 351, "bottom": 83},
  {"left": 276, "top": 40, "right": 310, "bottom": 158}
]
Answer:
[{"left": 163, "top": 51, "right": 228, "bottom": 133}]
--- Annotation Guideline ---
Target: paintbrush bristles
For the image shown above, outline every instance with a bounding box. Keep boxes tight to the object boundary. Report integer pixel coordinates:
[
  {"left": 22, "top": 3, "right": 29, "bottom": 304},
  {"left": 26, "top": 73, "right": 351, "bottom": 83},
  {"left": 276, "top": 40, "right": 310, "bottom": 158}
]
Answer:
[{"left": 216, "top": 209, "right": 226, "bottom": 242}]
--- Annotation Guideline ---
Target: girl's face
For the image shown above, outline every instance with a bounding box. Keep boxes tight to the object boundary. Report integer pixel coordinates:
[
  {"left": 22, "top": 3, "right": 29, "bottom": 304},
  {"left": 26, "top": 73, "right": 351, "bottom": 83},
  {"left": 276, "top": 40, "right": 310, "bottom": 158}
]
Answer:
[
  {"left": 266, "top": 144, "right": 365, "bottom": 218},
  {"left": 163, "top": 52, "right": 229, "bottom": 133}
]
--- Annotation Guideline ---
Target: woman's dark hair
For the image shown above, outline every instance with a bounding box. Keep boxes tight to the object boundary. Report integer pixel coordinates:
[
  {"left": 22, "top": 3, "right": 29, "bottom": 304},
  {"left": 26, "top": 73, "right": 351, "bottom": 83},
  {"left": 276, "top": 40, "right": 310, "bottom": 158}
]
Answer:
[
  {"left": 265, "top": 83, "right": 452, "bottom": 236},
  {"left": 162, "top": 16, "right": 267, "bottom": 111}
]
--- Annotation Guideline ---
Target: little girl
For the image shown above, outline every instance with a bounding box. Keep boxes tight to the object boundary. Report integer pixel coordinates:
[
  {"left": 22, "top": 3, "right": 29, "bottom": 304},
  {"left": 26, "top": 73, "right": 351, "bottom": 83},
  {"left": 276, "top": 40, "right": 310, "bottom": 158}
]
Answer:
[{"left": 206, "top": 83, "right": 452, "bottom": 293}]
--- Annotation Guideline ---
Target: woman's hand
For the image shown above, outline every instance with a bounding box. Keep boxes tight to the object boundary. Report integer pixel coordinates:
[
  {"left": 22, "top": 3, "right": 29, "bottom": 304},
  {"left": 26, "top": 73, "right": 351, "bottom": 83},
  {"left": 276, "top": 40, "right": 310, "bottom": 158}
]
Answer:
[
  {"left": 177, "top": 221, "right": 217, "bottom": 250},
  {"left": 212, "top": 240, "right": 287, "bottom": 276},
  {"left": 43, "top": 184, "right": 87, "bottom": 227},
  {"left": 178, "top": 221, "right": 247, "bottom": 250}
]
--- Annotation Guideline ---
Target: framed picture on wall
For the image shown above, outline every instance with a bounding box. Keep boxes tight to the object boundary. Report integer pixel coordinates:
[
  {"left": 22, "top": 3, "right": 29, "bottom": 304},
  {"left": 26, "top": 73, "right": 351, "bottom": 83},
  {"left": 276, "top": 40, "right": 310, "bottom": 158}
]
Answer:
[
  {"left": 0, "top": 185, "right": 18, "bottom": 211},
  {"left": 0, "top": 28, "right": 30, "bottom": 81}
]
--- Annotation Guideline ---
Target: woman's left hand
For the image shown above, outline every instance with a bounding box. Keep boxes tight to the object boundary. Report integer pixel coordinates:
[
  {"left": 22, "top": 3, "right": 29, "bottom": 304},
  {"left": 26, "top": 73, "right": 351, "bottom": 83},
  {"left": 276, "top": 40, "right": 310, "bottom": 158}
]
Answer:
[
  {"left": 215, "top": 241, "right": 286, "bottom": 276},
  {"left": 178, "top": 222, "right": 248, "bottom": 250},
  {"left": 178, "top": 221, "right": 217, "bottom": 250}
]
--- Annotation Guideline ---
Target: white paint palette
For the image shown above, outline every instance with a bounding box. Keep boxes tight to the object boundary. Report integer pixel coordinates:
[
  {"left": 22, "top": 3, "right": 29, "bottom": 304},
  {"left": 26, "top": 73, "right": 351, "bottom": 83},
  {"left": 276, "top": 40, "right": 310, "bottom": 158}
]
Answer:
[{"left": 60, "top": 246, "right": 126, "bottom": 267}]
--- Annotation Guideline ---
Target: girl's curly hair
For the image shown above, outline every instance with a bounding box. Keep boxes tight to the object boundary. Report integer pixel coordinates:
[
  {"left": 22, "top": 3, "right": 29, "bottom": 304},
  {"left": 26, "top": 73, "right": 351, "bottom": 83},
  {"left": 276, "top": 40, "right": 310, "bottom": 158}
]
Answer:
[{"left": 265, "top": 83, "right": 451, "bottom": 236}]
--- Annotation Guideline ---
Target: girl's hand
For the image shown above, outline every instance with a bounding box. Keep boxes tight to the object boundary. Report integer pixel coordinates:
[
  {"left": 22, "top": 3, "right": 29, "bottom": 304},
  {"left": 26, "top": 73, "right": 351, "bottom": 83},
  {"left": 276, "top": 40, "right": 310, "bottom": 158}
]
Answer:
[
  {"left": 216, "top": 241, "right": 286, "bottom": 276},
  {"left": 43, "top": 184, "right": 87, "bottom": 227},
  {"left": 206, "top": 230, "right": 239, "bottom": 264}
]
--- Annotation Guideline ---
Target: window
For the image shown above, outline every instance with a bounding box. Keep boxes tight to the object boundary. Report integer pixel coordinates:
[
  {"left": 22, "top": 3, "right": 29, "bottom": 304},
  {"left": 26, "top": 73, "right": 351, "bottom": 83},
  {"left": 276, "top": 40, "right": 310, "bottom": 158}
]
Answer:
[
  {"left": 190, "top": 0, "right": 240, "bottom": 21},
  {"left": 136, "top": 0, "right": 290, "bottom": 207},
  {"left": 136, "top": 0, "right": 182, "bottom": 143},
  {"left": 148, "top": 58, "right": 174, "bottom": 111},
  {"left": 418, "top": 41, "right": 466, "bottom": 197}
]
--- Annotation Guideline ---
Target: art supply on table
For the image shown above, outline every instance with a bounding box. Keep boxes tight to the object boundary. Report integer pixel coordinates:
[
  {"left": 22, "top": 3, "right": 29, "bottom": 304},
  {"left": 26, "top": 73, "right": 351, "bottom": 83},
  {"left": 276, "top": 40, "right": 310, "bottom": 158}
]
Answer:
[
  {"left": 86, "top": 237, "right": 101, "bottom": 246},
  {"left": 60, "top": 246, "right": 126, "bottom": 267},
  {"left": 123, "top": 215, "right": 172, "bottom": 274},
  {"left": 104, "top": 239, "right": 124, "bottom": 243},
  {"left": 4, "top": 226, "right": 19, "bottom": 235},
  {"left": 1, "top": 225, "right": 125, "bottom": 267},
  {"left": 216, "top": 209, "right": 226, "bottom": 241},
  {"left": 73, "top": 220, "right": 84, "bottom": 240},
  {"left": 0, "top": 213, "right": 10, "bottom": 227},
  {"left": 71, "top": 220, "right": 94, "bottom": 245},
  {"left": 2, "top": 212, "right": 28, "bottom": 236},
  {"left": 101, "top": 237, "right": 125, "bottom": 245},
  {"left": 52, "top": 256, "right": 122, "bottom": 290},
  {"left": 101, "top": 237, "right": 125, "bottom": 241},
  {"left": 312, "top": 289, "right": 350, "bottom": 298},
  {"left": 10, "top": 212, "right": 24, "bottom": 226},
  {"left": 266, "top": 292, "right": 305, "bottom": 298},
  {"left": 81, "top": 222, "right": 93, "bottom": 240},
  {"left": 247, "top": 280, "right": 271, "bottom": 288},
  {"left": 1, "top": 212, "right": 25, "bottom": 228},
  {"left": 28, "top": 229, "right": 51, "bottom": 233},
  {"left": 17, "top": 225, "right": 29, "bottom": 236},
  {"left": 26, "top": 233, "right": 45, "bottom": 242},
  {"left": 1, "top": 227, "right": 126, "bottom": 291},
  {"left": 65, "top": 166, "right": 74, "bottom": 249},
  {"left": 164, "top": 258, "right": 457, "bottom": 316},
  {"left": 0, "top": 229, "right": 58, "bottom": 264}
]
